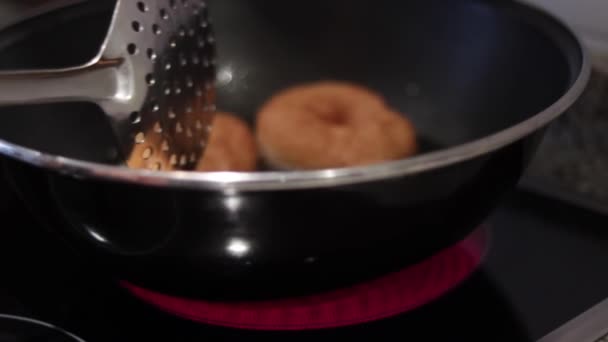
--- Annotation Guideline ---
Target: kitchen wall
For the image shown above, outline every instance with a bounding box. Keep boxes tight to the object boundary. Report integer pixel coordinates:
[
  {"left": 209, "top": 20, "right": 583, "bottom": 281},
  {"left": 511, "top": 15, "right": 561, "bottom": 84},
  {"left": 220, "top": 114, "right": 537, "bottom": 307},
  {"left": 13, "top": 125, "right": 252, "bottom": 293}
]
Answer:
[{"left": 520, "top": 0, "right": 608, "bottom": 72}]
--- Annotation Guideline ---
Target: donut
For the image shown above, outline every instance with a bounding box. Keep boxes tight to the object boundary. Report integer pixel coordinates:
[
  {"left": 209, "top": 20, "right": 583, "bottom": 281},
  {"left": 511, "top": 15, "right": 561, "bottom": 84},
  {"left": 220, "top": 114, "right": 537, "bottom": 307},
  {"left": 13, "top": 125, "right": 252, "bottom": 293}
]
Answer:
[
  {"left": 255, "top": 81, "right": 417, "bottom": 170},
  {"left": 196, "top": 112, "right": 258, "bottom": 172}
]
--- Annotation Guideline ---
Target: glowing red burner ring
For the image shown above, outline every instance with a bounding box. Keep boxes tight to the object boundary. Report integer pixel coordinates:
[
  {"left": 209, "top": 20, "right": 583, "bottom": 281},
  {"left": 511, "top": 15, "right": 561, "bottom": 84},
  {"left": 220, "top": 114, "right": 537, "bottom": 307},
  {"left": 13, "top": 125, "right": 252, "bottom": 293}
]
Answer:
[{"left": 121, "top": 227, "right": 488, "bottom": 331}]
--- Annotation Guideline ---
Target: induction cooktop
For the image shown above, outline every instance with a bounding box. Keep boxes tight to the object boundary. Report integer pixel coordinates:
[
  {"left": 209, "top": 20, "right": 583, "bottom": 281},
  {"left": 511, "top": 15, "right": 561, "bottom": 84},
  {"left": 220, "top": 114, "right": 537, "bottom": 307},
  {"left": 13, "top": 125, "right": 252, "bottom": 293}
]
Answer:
[{"left": 1, "top": 175, "right": 608, "bottom": 342}]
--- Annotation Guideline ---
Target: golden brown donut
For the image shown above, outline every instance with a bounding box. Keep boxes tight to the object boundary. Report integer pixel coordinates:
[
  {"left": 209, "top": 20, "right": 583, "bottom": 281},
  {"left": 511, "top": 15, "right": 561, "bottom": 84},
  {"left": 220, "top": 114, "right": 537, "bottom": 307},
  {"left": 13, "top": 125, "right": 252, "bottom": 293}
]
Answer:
[
  {"left": 196, "top": 112, "right": 258, "bottom": 172},
  {"left": 255, "top": 81, "right": 417, "bottom": 170}
]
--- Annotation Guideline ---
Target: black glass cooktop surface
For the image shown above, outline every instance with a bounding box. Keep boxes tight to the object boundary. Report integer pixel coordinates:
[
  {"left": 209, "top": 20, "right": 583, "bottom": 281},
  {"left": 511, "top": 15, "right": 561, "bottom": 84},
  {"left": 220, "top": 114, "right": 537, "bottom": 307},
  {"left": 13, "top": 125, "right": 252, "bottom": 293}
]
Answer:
[{"left": 1, "top": 181, "right": 608, "bottom": 341}]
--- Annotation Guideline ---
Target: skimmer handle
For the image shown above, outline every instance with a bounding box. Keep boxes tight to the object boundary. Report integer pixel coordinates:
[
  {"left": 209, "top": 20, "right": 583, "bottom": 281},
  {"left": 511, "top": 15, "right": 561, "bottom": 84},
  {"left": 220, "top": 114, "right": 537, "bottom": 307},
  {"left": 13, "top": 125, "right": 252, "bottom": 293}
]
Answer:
[{"left": 0, "top": 61, "right": 123, "bottom": 106}]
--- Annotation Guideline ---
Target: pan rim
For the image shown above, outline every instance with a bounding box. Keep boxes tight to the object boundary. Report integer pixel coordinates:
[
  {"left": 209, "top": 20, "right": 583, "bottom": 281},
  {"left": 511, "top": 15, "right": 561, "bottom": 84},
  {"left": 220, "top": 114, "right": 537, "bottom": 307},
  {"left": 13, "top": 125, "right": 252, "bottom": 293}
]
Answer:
[
  {"left": 0, "top": 1, "right": 592, "bottom": 192},
  {"left": 0, "top": 313, "right": 86, "bottom": 342}
]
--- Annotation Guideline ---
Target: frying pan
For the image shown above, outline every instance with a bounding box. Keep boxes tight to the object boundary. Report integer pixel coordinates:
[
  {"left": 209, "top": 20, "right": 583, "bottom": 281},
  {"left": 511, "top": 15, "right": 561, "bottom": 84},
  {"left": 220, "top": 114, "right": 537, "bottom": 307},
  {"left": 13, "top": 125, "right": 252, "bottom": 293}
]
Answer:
[{"left": 0, "top": 0, "right": 589, "bottom": 301}]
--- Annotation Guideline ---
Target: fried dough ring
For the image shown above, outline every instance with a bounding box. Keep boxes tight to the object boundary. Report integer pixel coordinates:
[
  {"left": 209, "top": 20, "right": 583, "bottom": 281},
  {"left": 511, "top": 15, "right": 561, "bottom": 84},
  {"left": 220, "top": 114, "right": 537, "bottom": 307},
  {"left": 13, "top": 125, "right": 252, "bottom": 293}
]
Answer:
[
  {"left": 196, "top": 112, "right": 258, "bottom": 172},
  {"left": 256, "top": 81, "right": 417, "bottom": 170}
]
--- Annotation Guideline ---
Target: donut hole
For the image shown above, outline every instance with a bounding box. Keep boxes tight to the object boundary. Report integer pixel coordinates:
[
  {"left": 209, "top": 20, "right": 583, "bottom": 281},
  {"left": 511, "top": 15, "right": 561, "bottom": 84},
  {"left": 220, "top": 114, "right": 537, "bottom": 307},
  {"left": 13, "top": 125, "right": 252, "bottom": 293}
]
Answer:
[
  {"left": 304, "top": 101, "right": 350, "bottom": 126},
  {"left": 318, "top": 109, "right": 349, "bottom": 126}
]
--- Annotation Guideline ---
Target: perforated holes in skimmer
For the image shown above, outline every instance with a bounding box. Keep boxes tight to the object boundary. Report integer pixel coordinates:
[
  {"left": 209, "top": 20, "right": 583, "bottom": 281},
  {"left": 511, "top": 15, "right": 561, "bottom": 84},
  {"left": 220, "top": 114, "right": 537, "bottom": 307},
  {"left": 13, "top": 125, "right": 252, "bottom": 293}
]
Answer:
[{"left": 124, "top": 0, "right": 216, "bottom": 171}]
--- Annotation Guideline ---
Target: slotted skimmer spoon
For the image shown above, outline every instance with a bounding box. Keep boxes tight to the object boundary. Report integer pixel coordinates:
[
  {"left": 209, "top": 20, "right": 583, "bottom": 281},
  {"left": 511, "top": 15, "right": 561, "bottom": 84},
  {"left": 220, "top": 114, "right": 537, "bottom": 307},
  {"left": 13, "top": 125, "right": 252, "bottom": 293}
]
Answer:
[{"left": 0, "top": 0, "right": 217, "bottom": 171}]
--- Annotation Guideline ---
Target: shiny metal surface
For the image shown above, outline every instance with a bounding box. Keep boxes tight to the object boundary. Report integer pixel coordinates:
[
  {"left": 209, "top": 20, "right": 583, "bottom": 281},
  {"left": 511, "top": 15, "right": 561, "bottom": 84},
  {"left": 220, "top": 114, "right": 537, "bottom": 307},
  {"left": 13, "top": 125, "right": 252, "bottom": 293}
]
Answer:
[{"left": 0, "top": 0, "right": 217, "bottom": 171}]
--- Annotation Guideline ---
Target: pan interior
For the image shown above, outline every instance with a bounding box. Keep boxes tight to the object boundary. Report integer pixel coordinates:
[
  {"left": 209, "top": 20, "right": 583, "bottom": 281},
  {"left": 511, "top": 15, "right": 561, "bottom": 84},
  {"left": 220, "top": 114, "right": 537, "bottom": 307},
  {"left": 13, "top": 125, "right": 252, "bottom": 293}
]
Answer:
[{"left": 0, "top": 0, "right": 578, "bottom": 167}]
